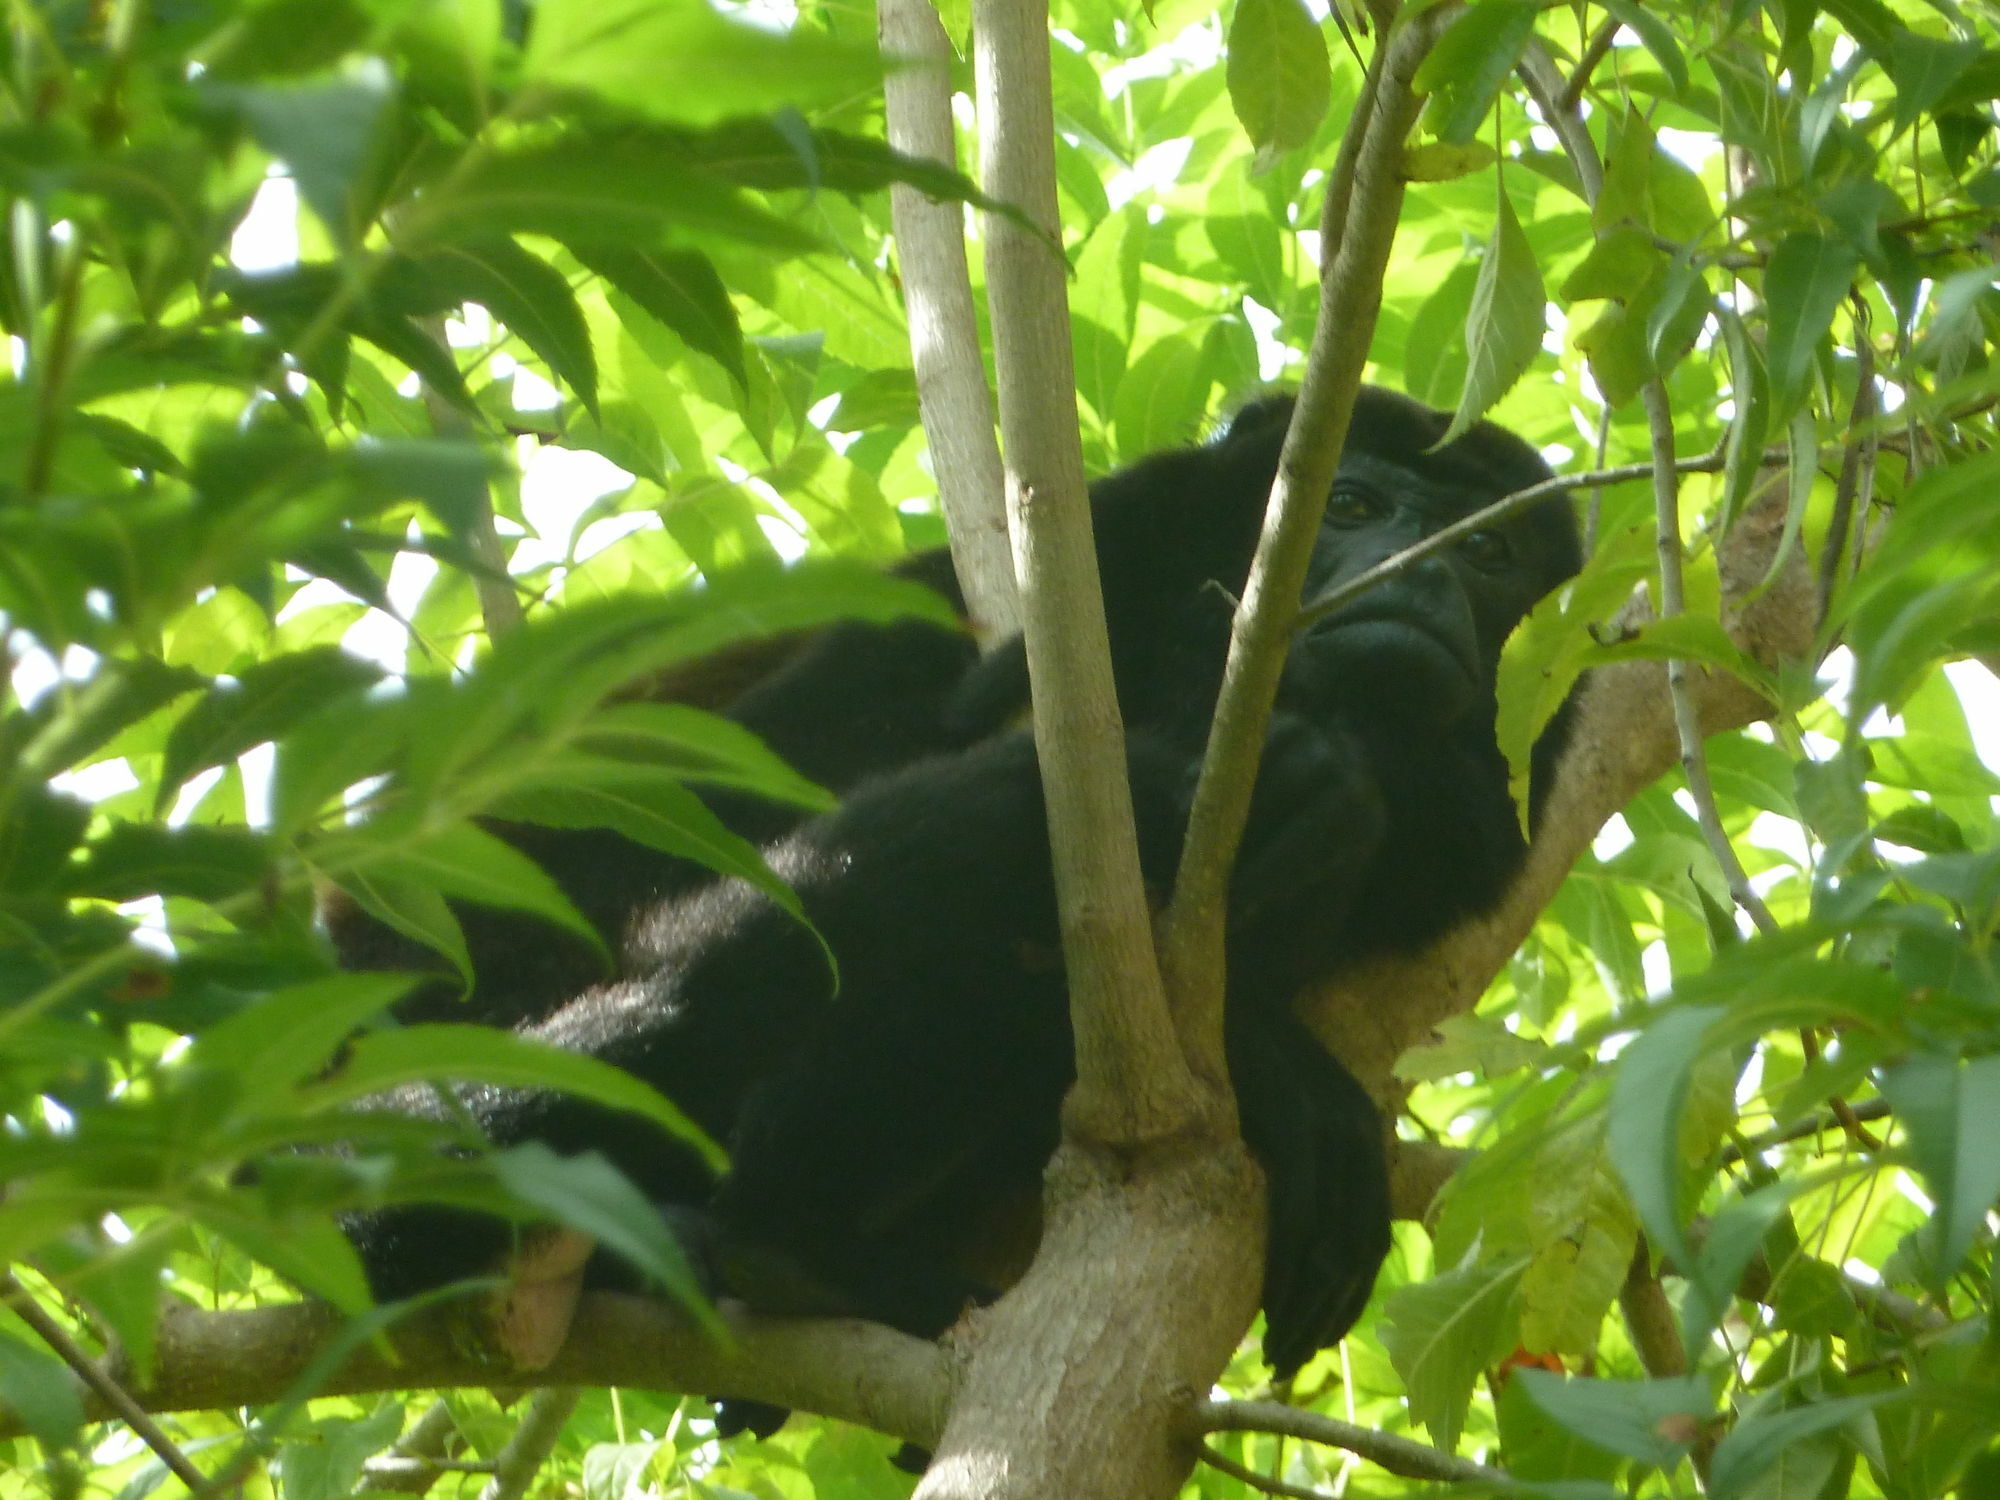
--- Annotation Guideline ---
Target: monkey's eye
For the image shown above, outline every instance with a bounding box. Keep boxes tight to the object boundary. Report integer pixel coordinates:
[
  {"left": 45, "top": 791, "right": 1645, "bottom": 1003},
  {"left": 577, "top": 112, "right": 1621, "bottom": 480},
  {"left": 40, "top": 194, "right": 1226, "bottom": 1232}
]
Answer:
[
  {"left": 1459, "top": 529, "right": 1513, "bottom": 569},
  {"left": 1324, "top": 487, "right": 1391, "bottom": 526}
]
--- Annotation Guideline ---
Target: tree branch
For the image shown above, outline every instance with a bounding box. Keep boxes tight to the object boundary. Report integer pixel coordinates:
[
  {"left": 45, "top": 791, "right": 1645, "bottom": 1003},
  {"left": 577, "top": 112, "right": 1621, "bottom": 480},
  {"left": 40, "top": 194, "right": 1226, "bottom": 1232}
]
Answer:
[
  {"left": 1199, "top": 1443, "right": 1343, "bottom": 1500},
  {"left": 878, "top": 0, "right": 1016, "bottom": 642},
  {"left": 478, "top": 1388, "right": 579, "bottom": 1500},
  {"left": 1163, "top": 2, "right": 1461, "bottom": 1060},
  {"left": 0, "top": 1295, "right": 950, "bottom": 1448},
  {"left": 973, "top": 0, "right": 1194, "bottom": 1143},
  {"left": 1194, "top": 1399, "right": 1510, "bottom": 1483},
  {"left": 1, "top": 1273, "right": 210, "bottom": 1492}
]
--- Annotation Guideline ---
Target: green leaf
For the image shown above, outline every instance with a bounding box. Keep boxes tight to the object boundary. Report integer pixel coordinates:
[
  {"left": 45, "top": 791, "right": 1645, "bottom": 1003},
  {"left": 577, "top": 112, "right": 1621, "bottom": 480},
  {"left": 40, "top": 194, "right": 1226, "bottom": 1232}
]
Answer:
[
  {"left": 183, "top": 974, "right": 412, "bottom": 1109},
  {"left": 1708, "top": 1395, "right": 1900, "bottom": 1500},
  {"left": 1416, "top": 0, "right": 1541, "bottom": 145},
  {"left": 333, "top": 821, "right": 605, "bottom": 954},
  {"left": 1681, "top": 1179, "right": 1793, "bottom": 1350},
  {"left": 1111, "top": 337, "right": 1209, "bottom": 458},
  {"left": 1402, "top": 258, "right": 1477, "bottom": 407},
  {"left": 1379, "top": 1256, "right": 1525, "bottom": 1452},
  {"left": 10, "top": 657, "right": 204, "bottom": 785},
  {"left": 194, "top": 1202, "right": 375, "bottom": 1311},
  {"left": 575, "top": 702, "right": 831, "bottom": 810},
  {"left": 1518, "top": 1153, "right": 1640, "bottom": 1359},
  {"left": 488, "top": 754, "right": 803, "bottom": 920},
  {"left": 1226, "top": 0, "right": 1332, "bottom": 161},
  {"left": 1599, "top": 0, "right": 1688, "bottom": 98},
  {"left": 1441, "top": 183, "right": 1544, "bottom": 443},
  {"left": 523, "top": 0, "right": 879, "bottom": 123},
  {"left": 585, "top": 243, "right": 746, "bottom": 390},
  {"left": 1606, "top": 1005, "right": 1722, "bottom": 1277},
  {"left": 66, "top": 823, "right": 273, "bottom": 904},
  {"left": 1581, "top": 613, "right": 1773, "bottom": 697},
  {"left": 314, "top": 1026, "right": 722, "bottom": 1166},
  {"left": 1879, "top": 1052, "right": 2000, "bottom": 1280},
  {"left": 398, "top": 565, "right": 957, "bottom": 795},
  {"left": 158, "top": 647, "right": 382, "bottom": 811},
  {"left": 1762, "top": 232, "right": 1858, "bottom": 418},
  {"left": 1514, "top": 1370, "right": 1709, "bottom": 1470},
  {"left": 410, "top": 136, "right": 819, "bottom": 254},
  {"left": 0, "top": 1332, "right": 84, "bottom": 1446},
  {"left": 1560, "top": 226, "right": 1662, "bottom": 303},
  {"left": 418, "top": 239, "right": 599, "bottom": 413},
  {"left": 492, "top": 1143, "right": 717, "bottom": 1327},
  {"left": 277, "top": 1406, "right": 406, "bottom": 1500},
  {"left": 323, "top": 869, "right": 471, "bottom": 988},
  {"left": 345, "top": 439, "right": 496, "bottom": 535},
  {"left": 214, "top": 68, "right": 393, "bottom": 244},
  {"left": 1886, "top": 32, "right": 1983, "bottom": 137},
  {"left": 1494, "top": 1377, "right": 1623, "bottom": 1484}
]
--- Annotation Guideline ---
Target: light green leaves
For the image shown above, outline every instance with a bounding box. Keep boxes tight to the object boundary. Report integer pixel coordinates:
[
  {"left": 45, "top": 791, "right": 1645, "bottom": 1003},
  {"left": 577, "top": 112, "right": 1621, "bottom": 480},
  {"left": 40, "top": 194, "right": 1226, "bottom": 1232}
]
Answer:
[
  {"left": 1762, "top": 232, "right": 1860, "bottom": 419},
  {"left": 523, "top": 0, "right": 879, "bottom": 123},
  {"left": 1417, "top": 0, "right": 1542, "bottom": 144},
  {"left": 1380, "top": 1257, "right": 1526, "bottom": 1452},
  {"left": 1440, "top": 182, "right": 1545, "bottom": 442},
  {"left": 1880, "top": 1053, "right": 2000, "bottom": 1282},
  {"left": 1226, "top": 0, "right": 1333, "bottom": 167}
]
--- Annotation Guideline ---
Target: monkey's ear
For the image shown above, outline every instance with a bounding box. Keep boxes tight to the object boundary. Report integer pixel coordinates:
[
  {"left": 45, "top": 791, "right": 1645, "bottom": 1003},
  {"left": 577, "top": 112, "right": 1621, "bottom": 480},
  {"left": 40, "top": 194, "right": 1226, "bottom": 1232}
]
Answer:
[{"left": 1214, "top": 393, "right": 1296, "bottom": 447}]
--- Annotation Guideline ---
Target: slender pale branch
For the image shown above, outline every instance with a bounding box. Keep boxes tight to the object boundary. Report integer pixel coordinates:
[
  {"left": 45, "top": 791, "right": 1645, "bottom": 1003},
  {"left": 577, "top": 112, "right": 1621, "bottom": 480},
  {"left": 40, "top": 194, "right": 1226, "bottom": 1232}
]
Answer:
[
  {"left": 878, "top": 0, "right": 1016, "bottom": 641},
  {"left": 1640, "top": 379, "right": 1781, "bottom": 937},
  {"left": 974, "top": 0, "right": 1194, "bottom": 1141}
]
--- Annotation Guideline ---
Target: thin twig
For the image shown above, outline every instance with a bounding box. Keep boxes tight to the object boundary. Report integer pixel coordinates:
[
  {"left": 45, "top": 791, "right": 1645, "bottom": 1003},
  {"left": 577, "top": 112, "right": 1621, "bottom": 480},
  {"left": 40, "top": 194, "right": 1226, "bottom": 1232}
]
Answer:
[
  {"left": 1721, "top": 1097, "right": 1890, "bottom": 1165},
  {"left": 1, "top": 1273, "right": 211, "bottom": 1494},
  {"left": 416, "top": 315, "right": 523, "bottom": 639},
  {"left": 1555, "top": 18, "right": 1619, "bottom": 113},
  {"left": 1818, "top": 297, "right": 1877, "bottom": 611},
  {"left": 1165, "top": 4, "right": 1462, "bottom": 1051},
  {"left": 1293, "top": 447, "right": 1727, "bottom": 632},
  {"left": 1640, "top": 379, "right": 1781, "bottom": 938},
  {"left": 360, "top": 1399, "right": 465, "bottom": 1496},
  {"left": 879, "top": 0, "right": 1015, "bottom": 640},
  {"left": 1194, "top": 1400, "right": 1510, "bottom": 1483},
  {"left": 1199, "top": 1443, "right": 1341, "bottom": 1500}
]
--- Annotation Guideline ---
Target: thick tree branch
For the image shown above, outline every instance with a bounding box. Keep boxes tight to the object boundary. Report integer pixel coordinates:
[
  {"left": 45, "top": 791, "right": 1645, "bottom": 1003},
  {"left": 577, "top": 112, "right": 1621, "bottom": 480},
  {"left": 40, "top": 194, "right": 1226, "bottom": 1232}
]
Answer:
[
  {"left": 878, "top": 0, "right": 1016, "bottom": 641},
  {"left": 0, "top": 1295, "right": 950, "bottom": 1447}
]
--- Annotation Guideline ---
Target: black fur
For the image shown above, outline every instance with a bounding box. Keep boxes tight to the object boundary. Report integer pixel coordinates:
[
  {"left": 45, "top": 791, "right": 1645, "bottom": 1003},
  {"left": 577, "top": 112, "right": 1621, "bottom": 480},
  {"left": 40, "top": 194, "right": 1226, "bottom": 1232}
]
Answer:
[{"left": 338, "top": 387, "right": 1581, "bottom": 1393}]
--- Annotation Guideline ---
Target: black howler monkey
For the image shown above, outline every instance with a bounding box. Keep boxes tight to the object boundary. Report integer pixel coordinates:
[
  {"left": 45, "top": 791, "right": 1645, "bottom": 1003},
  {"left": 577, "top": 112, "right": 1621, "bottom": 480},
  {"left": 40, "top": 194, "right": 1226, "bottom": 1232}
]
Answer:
[{"left": 337, "top": 386, "right": 1581, "bottom": 1409}]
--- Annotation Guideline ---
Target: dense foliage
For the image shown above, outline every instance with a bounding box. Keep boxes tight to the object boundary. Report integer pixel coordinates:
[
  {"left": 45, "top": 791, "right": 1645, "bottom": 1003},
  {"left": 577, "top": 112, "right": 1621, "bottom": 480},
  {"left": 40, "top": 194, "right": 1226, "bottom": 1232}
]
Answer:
[{"left": 0, "top": 0, "right": 1997, "bottom": 1495}]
